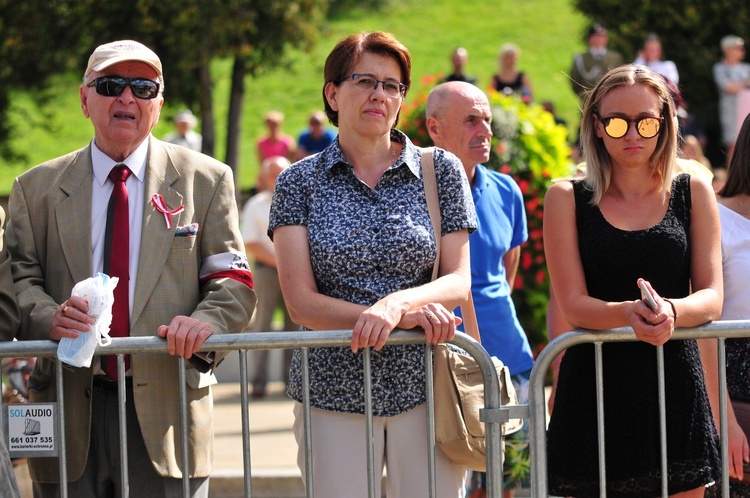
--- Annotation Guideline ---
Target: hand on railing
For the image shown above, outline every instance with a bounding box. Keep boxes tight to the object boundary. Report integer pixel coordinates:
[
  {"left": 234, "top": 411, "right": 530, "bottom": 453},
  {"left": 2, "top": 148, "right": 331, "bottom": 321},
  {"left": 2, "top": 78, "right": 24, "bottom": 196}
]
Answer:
[
  {"left": 157, "top": 315, "right": 214, "bottom": 360},
  {"left": 630, "top": 279, "right": 674, "bottom": 347},
  {"left": 351, "top": 300, "right": 460, "bottom": 353}
]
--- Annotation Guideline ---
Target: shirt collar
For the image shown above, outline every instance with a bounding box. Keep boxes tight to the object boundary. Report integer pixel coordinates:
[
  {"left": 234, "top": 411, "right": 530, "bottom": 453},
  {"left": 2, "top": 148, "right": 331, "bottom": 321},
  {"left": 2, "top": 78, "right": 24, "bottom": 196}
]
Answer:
[
  {"left": 91, "top": 137, "right": 149, "bottom": 187},
  {"left": 323, "top": 129, "right": 421, "bottom": 179},
  {"left": 472, "top": 163, "right": 489, "bottom": 195}
]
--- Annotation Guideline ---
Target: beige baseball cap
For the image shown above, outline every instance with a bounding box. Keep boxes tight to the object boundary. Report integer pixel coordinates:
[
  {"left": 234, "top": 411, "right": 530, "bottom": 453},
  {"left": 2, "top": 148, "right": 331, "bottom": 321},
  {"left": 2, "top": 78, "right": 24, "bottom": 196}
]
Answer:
[{"left": 85, "top": 40, "right": 162, "bottom": 78}]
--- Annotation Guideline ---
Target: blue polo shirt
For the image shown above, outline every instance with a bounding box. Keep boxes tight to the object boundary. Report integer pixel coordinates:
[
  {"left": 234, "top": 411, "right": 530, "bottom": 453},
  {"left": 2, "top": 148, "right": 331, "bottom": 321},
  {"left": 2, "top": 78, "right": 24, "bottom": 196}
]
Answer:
[
  {"left": 297, "top": 128, "right": 337, "bottom": 155},
  {"left": 456, "top": 164, "right": 533, "bottom": 375}
]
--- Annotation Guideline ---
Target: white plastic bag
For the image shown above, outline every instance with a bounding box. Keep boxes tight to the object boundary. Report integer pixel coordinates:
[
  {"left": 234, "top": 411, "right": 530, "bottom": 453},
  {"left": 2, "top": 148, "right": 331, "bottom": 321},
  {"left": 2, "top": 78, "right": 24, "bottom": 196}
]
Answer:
[{"left": 57, "top": 273, "right": 118, "bottom": 368}]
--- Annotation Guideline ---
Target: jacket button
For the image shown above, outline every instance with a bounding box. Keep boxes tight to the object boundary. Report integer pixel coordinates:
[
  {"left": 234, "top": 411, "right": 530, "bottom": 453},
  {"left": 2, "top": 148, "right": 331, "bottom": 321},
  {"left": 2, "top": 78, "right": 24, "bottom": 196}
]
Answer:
[{"left": 85, "top": 389, "right": 91, "bottom": 398}]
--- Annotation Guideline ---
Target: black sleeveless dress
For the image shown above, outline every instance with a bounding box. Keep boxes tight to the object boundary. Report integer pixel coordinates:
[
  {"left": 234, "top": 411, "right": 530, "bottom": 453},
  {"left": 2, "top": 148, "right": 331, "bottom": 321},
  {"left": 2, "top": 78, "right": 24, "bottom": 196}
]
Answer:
[{"left": 547, "top": 176, "right": 720, "bottom": 497}]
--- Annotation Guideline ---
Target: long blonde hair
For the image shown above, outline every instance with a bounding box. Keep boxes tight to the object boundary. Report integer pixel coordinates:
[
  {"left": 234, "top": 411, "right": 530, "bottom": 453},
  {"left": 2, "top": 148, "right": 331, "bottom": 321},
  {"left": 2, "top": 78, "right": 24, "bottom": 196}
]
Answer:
[{"left": 580, "top": 65, "right": 677, "bottom": 205}]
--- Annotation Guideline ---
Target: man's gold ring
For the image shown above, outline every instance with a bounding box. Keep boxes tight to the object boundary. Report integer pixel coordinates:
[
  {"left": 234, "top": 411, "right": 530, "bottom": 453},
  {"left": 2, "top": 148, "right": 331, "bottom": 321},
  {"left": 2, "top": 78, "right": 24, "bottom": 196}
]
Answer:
[{"left": 62, "top": 304, "right": 68, "bottom": 316}]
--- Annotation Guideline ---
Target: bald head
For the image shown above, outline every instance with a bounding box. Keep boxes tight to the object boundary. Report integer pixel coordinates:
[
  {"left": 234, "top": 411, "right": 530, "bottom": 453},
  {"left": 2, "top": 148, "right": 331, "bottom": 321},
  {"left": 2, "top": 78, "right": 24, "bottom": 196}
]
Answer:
[
  {"left": 426, "top": 82, "right": 492, "bottom": 175},
  {"left": 451, "top": 47, "right": 469, "bottom": 71},
  {"left": 260, "top": 155, "right": 291, "bottom": 192}
]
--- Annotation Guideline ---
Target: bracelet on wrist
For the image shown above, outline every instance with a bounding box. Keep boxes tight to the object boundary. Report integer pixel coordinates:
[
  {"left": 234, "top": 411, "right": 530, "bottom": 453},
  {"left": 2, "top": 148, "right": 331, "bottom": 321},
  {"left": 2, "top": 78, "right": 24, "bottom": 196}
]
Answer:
[{"left": 664, "top": 298, "right": 677, "bottom": 324}]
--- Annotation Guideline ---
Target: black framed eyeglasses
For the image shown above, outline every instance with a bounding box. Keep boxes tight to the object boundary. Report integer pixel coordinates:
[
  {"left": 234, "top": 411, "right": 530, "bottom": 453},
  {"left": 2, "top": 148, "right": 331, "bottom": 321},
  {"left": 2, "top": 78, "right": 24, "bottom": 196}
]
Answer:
[
  {"left": 596, "top": 114, "right": 663, "bottom": 139},
  {"left": 347, "top": 73, "right": 407, "bottom": 98},
  {"left": 86, "top": 76, "right": 160, "bottom": 100}
]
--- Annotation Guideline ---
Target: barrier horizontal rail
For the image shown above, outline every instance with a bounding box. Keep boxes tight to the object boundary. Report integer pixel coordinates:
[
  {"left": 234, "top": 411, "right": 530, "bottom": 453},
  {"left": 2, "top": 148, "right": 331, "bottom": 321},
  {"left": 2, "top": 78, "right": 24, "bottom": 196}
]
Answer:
[
  {"left": 529, "top": 320, "right": 750, "bottom": 498},
  {"left": 0, "top": 329, "right": 445, "bottom": 358},
  {"left": 0, "top": 329, "right": 511, "bottom": 497}
]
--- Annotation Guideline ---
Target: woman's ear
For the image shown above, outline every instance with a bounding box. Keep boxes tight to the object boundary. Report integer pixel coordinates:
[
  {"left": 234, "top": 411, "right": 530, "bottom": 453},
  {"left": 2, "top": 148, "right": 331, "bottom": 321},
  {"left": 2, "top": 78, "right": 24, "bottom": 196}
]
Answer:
[{"left": 324, "top": 82, "right": 339, "bottom": 112}]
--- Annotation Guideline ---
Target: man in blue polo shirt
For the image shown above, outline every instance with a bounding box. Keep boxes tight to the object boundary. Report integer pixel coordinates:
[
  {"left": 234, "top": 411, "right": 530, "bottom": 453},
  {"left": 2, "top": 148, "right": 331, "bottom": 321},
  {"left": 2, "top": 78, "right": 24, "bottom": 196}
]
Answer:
[
  {"left": 426, "top": 81, "right": 532, "bottom": 497},
  {"left": 295, "top": 110, "right": 337, "bottom": 160}
]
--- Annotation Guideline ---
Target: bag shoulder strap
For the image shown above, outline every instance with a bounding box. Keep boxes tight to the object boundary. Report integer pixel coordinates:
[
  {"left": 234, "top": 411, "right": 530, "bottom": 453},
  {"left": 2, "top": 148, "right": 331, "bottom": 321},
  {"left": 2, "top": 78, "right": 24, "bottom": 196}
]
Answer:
[
  {"left": 420, "top": 147, "right": 481, "bottom": 343},
  {"left": 421, "top": 147, "right": 441, "bottom": 282}
]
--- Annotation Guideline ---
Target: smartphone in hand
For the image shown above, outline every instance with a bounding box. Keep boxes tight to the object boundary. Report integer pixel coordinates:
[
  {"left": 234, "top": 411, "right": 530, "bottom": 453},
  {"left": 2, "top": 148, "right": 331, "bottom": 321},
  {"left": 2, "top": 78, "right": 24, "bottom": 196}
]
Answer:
[{"left": 638, "top": 280, "right": 659, "bottom": 312}]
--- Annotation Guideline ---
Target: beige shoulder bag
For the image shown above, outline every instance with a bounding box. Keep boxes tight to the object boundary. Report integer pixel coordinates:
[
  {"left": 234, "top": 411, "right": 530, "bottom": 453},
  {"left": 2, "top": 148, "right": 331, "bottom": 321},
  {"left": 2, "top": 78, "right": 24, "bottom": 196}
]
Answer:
[{"left": 421, "top": 147, "right": 522, "bottom": 471}]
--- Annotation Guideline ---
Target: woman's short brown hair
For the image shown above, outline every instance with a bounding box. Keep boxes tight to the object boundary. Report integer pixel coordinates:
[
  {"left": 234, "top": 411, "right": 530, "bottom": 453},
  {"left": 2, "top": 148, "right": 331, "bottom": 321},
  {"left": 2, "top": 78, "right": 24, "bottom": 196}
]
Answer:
[{"left": 323, "top": 31, "right": 411, "bottom": 127}]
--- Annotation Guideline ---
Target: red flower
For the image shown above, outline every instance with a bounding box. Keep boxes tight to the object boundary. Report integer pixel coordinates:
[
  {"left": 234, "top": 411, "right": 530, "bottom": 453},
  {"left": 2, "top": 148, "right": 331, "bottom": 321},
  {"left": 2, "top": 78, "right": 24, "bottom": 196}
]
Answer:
[
  {"left": 526, "top": 197, "right": 540, "bottom": 211},
  {"left": 535, "top": 269, "right": 546, "bottom": 285},
  {"left": 521, "top": 251, "right": 533, "bottom": 270},
  {"left": 421, "top": 74, "right": 438, "bottom": 86},
  {"left": 517, "top": 179, "right": 530, "bottom": 194}
]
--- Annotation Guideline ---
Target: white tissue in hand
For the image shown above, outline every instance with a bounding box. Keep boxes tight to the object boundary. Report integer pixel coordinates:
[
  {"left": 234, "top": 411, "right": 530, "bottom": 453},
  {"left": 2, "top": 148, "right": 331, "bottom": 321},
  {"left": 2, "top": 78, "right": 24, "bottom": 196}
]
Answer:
[{"left": 57, "top": 273, "right": 118, "bottom": 368}]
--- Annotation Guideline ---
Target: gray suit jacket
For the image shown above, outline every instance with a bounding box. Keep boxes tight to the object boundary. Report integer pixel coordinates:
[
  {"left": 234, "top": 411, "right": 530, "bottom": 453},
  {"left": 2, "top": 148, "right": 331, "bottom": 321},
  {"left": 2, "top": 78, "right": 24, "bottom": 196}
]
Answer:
[
  {"left": 0, "top": 207, "right": 20, "bottom": 340},
  {"left": 6, "top": 136, "right": 256, "bottom": 482},
  {"left": 569, "top": 50, "right": 624, "bottom": 99}
]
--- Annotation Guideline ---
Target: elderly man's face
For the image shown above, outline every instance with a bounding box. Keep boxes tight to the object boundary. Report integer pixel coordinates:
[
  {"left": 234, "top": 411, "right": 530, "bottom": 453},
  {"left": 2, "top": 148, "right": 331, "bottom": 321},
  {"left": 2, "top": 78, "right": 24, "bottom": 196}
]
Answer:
[
  {"left": 81, "top": 61, "right": 163, "bottom": 160},
  {"left": 431, "top": 89, "right": 492, "bottom": 169}
]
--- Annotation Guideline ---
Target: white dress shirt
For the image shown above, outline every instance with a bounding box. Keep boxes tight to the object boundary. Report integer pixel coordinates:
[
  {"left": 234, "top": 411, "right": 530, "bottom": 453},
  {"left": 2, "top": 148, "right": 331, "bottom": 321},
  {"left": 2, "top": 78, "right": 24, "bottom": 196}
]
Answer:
[{"left": 90, "top": 138, "right": 147, "bottom": 318}]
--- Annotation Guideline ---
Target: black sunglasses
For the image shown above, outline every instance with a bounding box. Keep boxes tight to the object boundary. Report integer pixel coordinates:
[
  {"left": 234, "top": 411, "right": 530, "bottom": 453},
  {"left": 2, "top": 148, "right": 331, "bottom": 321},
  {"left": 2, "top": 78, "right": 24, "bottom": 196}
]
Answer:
[
  {"left": 596, "top": 114, "right": 663, "bottom": 139},
  {"left": 86, "top": 76, "right": 160, "bottom": 100}
]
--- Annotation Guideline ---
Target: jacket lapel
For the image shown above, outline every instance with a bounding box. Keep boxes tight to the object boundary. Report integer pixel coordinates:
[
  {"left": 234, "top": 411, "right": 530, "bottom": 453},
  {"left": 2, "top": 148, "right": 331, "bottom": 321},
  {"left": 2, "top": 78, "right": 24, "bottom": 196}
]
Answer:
[
  {"left": 56, "top": 149, "right": 93, "bottom": 285},
  {"left": 131, "top": 138, "right": 183, "bottom": 326}
]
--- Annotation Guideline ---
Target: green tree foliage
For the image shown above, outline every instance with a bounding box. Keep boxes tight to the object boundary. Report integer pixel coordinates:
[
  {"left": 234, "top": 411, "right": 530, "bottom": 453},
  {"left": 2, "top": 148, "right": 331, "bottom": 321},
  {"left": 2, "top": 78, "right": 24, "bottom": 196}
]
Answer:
[
  {"left": 574, "top": 0, "right": 750, "bottom": 165},
  {"left": 0, "top": 0, "right": 328, "bottom": 170},
  {"left": 0, "top": 1, "right": 90, "bottom": 161}
]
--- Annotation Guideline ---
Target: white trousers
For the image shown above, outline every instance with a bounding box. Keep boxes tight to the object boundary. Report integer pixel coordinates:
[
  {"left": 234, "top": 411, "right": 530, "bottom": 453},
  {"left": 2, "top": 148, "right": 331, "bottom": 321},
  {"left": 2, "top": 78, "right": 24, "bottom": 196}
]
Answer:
[{"left": 293, "top": 402, "right": 467, "bottom": 498}]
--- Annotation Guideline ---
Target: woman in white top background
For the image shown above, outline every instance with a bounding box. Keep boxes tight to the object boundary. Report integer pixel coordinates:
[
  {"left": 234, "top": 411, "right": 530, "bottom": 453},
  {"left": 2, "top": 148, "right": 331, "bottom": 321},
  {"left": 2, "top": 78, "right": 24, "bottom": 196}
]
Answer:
[{"left": 703, "top": 113, "right": 750, "bottom": 496}]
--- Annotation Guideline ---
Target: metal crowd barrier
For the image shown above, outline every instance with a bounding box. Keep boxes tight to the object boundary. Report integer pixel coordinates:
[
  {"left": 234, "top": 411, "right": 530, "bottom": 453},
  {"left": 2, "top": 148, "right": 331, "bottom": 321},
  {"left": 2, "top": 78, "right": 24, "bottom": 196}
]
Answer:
[
  {"left": 529, "top": 320, "right": 750, "bottom": 498},
  {"left": 0, "top": 329, "right": 518, "bottom": 498}
]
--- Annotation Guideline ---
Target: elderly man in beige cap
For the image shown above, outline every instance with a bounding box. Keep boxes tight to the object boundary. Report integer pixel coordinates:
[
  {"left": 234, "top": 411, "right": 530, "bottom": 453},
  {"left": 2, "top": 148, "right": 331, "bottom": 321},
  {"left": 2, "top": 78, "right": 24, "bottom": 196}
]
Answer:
[{"left": 7, "top": 39, "right": 256, "bottom": 497}]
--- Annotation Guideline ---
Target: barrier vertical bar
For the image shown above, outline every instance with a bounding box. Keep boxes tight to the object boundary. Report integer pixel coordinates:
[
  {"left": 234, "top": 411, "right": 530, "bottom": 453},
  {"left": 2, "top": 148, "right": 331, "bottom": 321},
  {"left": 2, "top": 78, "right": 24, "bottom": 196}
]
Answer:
[
  {"left": 117, "top": 355, "right": 129, "bottom": 497},
  {"left": 363, "top": 347, "right": 376, "bottom": 498},
  {"left": 529, "top": 346, "right": 549, "bottom": 498},
  {"left": 718, "top": 338, "right": 729, "bottom": 498},
  {"left": 594, "top": 343, "right": 606, "bottom": 498},
  {"left": 56, "top": 359, "right": 68, "bottom": 498},
  {"left": 454, "top": 333, "right": 503, "bottom": 496},
  {"left": 239, "top": 350, "right": 253, "bottom": 497},
  {"left": 178, "top": 357, "right": 190, "bottom": 497},
  {"left": 301, "top": 347, "right": 314, "bottom": 498},
  {"left": 656, "top": 345, "right": 668, "bottom": 497},
  {"left": 424, "top": 344, "right": 437, "bottom": 498}
]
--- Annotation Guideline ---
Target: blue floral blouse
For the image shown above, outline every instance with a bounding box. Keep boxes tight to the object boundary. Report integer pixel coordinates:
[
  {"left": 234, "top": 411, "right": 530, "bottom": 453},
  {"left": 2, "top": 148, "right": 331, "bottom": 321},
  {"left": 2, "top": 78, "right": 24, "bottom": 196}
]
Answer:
[{"left": 268, "top": 129, "right": 476, "bottom": 416}]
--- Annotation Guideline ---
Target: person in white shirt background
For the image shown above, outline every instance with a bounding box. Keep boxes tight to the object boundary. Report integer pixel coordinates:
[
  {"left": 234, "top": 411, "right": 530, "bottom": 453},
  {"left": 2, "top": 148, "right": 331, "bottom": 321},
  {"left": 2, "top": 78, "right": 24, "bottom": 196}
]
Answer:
[
  {"left": 240, "top": 155, "right": 296, "bottom": 398},
  {"left": 634, "top": 33, "right": 679, "bottom": 84}
]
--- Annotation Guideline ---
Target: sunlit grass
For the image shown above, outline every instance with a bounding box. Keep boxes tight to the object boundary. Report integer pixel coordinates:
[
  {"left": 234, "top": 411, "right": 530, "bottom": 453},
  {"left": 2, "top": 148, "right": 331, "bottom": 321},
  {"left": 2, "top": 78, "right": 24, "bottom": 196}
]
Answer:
[{"left": 0, "top": 0, "right": 587, "bottom": 196}]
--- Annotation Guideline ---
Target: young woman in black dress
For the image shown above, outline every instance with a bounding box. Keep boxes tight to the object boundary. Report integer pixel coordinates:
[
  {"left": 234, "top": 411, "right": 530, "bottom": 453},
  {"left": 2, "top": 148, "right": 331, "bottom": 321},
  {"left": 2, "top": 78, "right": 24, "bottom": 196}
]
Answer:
[{"left": 543, "top": 64, "right": 722, "bottom": 497}]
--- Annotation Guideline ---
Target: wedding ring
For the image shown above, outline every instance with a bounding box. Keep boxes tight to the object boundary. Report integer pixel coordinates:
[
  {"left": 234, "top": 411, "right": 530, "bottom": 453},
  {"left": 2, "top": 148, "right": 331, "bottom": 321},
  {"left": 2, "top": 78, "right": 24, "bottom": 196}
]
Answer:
[
  {"left": 428, "top": 314, "right": 438, "bottom": 322},
  {"left": 61, "top": 304, "right": 69, "bottom": 316}
]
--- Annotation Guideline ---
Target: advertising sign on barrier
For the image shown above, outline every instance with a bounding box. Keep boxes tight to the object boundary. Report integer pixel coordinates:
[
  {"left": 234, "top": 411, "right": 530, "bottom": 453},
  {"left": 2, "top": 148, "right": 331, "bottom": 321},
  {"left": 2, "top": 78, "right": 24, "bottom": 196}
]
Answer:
[{"left": 4, "top": 403, "right": 58, "bottom": 458}]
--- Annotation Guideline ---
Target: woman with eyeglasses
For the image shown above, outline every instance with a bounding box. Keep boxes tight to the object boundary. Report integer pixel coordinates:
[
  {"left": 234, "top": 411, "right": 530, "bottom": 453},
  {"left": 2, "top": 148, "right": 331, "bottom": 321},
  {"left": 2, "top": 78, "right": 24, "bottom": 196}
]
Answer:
[
  {"left": 268, "top": 31, "right": 475, "bottom": 497},
  {"left": 543, "top": 65, "right": 722, "bottom": 497}
]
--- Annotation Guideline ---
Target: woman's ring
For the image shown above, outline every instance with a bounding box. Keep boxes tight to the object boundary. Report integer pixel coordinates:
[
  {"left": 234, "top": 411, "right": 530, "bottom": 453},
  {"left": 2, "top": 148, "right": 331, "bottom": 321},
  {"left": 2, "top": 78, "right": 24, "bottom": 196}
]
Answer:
[
  {"left": 62, "top": 304, "right": 68, "bottom": 316},
  {"left": 428, "top": 314, "right": 438, "bottom": 322}
]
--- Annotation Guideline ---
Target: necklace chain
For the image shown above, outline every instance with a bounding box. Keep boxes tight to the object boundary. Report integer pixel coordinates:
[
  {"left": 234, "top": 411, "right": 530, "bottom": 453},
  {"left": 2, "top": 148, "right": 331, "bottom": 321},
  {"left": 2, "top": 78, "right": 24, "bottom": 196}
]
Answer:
[{"left": 740, "top": 195, "right": 750, "bottom": 214}]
